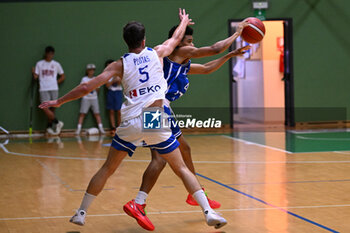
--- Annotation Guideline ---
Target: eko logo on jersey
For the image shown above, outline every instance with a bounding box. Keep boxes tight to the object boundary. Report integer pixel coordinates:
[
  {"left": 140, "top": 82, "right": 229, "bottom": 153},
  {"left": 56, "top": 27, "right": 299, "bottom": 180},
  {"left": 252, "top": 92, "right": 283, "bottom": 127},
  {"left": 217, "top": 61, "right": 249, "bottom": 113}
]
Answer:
[
  {"left": 129, "top": 85, "right": 161, "bottom": 99},
  {"left": 143, "top": 109, "right": 162, "bottom": 129}
]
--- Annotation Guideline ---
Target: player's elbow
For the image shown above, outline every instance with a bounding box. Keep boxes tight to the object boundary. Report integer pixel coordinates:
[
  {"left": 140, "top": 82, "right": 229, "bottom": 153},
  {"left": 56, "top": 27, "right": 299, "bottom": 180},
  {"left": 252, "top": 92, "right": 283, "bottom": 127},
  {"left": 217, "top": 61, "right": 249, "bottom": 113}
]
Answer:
[
  {"left": 80, "top": 83, "right": 90, "bottom": 95},
  {"left": 172, "top": 35, "right": 183, "bottom": 47}
]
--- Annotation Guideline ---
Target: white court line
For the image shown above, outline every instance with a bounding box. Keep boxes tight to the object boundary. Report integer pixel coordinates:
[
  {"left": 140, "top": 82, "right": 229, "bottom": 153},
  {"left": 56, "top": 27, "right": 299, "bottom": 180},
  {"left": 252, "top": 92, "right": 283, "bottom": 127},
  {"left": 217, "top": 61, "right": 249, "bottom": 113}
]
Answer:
[
  {"left": 2, "top": 144, "right": 350, "bottom": 164},
  {"left": 222, "top": 135, "right": 350, "bottom": 155},
  {"left": 296, "top": 135, "right": 350, "bottom": 141},
  {"left": 288, "top": 128, "right": 350, "bottom": 134},
  {"left": 1, "top": 204, "right": 350, "bottom": 221},
  {"left": 221, "top": 135, "right": 293, "bottom": 154},
  {"left": 334, "top": 151, "right": 350, "bottom": 155}
]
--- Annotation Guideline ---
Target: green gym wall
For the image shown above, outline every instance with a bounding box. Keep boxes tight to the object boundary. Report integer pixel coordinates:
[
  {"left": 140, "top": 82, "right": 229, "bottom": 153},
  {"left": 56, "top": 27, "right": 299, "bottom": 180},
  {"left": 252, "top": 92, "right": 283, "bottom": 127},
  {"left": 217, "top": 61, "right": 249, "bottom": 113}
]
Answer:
[{"left": 0, "top": 0, "right": 349, "bottom": 131}]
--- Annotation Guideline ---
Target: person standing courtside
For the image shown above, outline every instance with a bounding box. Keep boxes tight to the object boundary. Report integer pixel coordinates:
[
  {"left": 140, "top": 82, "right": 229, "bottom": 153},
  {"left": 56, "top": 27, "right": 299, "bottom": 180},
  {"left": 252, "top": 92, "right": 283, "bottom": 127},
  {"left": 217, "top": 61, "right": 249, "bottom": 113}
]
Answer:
[
  {"left": 75, "top": 64, "right": 106, "bottom": 135},
  {"left": 104, "top": 59, "right": 123, "bottom": 134},
  {"left": 32, "top": 46, "right": 65, "bottom": 135}
]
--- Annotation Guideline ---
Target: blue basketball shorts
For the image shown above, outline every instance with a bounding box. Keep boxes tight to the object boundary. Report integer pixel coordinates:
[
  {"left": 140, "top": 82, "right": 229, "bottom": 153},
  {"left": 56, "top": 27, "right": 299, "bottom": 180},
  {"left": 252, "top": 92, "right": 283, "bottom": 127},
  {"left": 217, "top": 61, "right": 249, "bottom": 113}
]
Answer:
[{"left": 111, "top": 114, "right": 179, "bottom": 157}]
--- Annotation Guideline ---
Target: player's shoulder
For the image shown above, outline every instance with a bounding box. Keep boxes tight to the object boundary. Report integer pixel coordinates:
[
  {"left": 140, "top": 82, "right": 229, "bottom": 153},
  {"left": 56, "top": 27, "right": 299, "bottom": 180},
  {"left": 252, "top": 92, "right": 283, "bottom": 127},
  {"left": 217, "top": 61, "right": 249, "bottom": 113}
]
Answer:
[
  {"left": 144, "top": 47, "right": 157, "bottom": 56},
  {"left": 171, "top": 46, "right": 195, "bottom": 59}
]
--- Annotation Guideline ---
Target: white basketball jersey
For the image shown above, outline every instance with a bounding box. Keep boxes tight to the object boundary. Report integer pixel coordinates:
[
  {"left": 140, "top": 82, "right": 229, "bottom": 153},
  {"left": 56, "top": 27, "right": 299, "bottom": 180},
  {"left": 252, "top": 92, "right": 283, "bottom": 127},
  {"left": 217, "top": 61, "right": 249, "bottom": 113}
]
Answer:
[{"left": 121, "top": 47, "right": 167, "bottom": 121}]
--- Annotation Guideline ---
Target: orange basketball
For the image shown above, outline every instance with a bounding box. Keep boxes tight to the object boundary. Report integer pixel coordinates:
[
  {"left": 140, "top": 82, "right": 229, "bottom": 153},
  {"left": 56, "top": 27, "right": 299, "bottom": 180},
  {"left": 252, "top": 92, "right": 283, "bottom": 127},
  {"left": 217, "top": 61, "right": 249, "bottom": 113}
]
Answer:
[{"left": 241, "top": 17, "right": 266, "bottom": 44}]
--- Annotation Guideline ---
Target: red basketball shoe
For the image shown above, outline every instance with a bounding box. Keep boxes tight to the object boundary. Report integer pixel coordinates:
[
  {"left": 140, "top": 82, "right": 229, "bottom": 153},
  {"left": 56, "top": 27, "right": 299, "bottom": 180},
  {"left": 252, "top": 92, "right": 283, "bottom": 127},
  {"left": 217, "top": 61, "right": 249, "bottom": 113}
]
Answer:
[
  {"left": 186, "top": 188, "right": 221, "bottom": 209},
  {"left": 123, "top": 199, "right": 155, "bottom": 231}
]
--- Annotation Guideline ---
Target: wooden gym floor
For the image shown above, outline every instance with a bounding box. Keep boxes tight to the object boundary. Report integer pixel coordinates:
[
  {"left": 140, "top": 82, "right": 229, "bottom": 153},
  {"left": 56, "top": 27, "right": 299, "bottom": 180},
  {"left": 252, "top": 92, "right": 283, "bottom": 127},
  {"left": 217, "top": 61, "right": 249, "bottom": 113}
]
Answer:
[{"left": 0, "top": 131, "right": 349, "bottom": 233}]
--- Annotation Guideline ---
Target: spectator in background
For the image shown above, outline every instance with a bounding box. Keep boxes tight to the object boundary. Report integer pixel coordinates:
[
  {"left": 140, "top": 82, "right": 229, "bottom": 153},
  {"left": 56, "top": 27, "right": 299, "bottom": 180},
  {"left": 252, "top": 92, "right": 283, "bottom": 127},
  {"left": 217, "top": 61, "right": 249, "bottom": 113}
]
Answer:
[
  {"left": 75, "top": 64, "right": 105, "bottom": 135},
  {"left": 104, "top": 59, "right": 123, "bottom": 134},
  {"left": 32, "top": 46, "right": 65, "bottom": 135}
]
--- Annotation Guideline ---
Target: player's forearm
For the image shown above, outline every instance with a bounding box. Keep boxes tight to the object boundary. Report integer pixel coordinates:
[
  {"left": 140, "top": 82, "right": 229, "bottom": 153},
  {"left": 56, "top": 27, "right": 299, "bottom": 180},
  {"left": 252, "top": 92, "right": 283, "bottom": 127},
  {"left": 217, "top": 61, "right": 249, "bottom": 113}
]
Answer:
[
  {"left": 57, "top": 83, "right": 91, "bottom": 105},
  {"left": 171, "top": 17, "right": 188, "bottom": 45},
  {"left": 192, "top": 52, "right": 234, "bottom": 75},
  {"left": 204, "top": 53, "right": 232, "bottom": 74},
  {"left": 210, "top": 32, "right": 239, "bottom": 54},
  {"left": 57, "top": 73, "right": 110, "bottom": 105}
]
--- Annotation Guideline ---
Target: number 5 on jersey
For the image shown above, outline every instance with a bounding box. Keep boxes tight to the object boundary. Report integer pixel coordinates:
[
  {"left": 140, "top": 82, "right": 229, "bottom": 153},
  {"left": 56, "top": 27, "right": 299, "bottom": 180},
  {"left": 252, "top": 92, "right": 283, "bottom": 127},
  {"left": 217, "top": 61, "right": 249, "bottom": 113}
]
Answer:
[{"left": 139, "top": 65, "right": 149, "bottom": 83}]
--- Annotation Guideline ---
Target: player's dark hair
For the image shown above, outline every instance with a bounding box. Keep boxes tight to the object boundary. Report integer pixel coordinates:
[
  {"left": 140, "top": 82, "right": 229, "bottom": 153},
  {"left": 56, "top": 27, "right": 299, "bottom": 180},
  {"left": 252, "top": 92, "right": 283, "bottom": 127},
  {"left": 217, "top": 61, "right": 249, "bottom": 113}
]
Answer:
[
  {"left": 105, "top": 59, "right": 114, "bottom": 68},
  {"left": 45, "top": 46, "right": 55, "bottom": 53},
  {"left": 123, "top": 21, "right": 145, "bottom": 49},
  {"left": 168, "top": 25, "right": 193, "bottom": 40}
]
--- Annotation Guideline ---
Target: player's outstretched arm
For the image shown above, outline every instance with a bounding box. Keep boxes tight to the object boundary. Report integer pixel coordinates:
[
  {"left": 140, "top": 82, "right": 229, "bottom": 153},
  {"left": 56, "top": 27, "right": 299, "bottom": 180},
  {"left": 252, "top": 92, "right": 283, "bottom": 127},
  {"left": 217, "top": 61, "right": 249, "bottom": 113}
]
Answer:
[
  {"left": 177, "top": 20, "right": 249, "bottom": 59},
  {"left": 154, "top": 8, "right": 194, "bottom": 59},
  {"left": 188, "top": 45, "right": 250, "bottom": 75},
  {"left": 39, "top": 60, "right": 123, "bottom": 109}
]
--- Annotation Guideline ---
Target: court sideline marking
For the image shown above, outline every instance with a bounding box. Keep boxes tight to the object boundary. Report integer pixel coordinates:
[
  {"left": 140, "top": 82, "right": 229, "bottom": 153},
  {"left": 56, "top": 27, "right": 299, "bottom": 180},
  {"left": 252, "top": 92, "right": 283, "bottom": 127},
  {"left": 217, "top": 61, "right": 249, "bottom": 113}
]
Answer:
[
  {"left": 0, "top": 204, "right": 349, "bottom": 221},
  {"left": 197, "top": 173, "right": 339, "bottom": 233},
  {"left": 334, "top": 151, "right": 350, "bottom": 155},
  {"left": 221, "top": 135, "right": 293, "bottom": 154},
  {"left": 2, "top": 144, "right": 350, "bottom": 164},
  {"left": 296, "top": 135, "right": 350, "bottom": 141},
  {"left": 222, "top": 135, "right": 350, "bottom": 154}
]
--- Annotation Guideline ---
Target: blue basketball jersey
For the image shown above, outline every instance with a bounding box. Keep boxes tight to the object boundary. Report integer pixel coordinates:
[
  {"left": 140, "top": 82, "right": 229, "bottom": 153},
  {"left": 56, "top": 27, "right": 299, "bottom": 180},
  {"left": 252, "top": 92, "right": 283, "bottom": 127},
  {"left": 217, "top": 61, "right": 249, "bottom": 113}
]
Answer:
[{"left": 163, "top": 57, "right": 191, "bottom": 102}]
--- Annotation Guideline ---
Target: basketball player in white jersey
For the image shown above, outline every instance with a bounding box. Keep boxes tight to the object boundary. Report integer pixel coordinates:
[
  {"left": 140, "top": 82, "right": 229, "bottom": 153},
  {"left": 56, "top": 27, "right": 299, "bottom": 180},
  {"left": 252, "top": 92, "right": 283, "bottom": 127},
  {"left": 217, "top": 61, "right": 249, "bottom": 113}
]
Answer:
[
  {"left": 39, "top": 9, "right": 227, "bottom": 231},
  {"left": 128, "top": 21, "right": 250, "bottom": 216}
]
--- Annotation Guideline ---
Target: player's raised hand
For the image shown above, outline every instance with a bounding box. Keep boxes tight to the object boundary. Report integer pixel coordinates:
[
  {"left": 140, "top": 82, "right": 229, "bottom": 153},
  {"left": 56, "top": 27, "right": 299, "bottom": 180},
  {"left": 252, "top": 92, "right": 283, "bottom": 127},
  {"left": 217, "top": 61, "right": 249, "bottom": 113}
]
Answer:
[
  {"left": 39, "top": 100, "right": 62, "bottom": 109},
  {"left": 236, "top": 21, "right": 250, "bottom": 36},
  {"left": 178, "top": 8, "right": 195, "bottom": 25},
  {"left": 230, "top": 45, "right": 251, "bottom": 57}
]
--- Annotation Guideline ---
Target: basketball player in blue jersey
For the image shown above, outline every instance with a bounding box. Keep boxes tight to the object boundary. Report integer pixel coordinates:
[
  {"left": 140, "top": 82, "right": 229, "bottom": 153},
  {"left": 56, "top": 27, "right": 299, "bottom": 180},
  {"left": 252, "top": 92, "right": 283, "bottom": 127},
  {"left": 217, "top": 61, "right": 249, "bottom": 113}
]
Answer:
[
  {"left": 39, "top": 9, "right": 227, "bottom": 231},
  {"left": 126, "top": 20, "right": 250, "bottom": 220}
]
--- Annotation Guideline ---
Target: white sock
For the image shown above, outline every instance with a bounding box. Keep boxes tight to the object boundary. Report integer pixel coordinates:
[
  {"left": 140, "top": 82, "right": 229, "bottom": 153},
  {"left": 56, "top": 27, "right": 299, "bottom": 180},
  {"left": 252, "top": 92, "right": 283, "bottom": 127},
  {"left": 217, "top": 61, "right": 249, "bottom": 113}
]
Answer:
[
  {"left": 134, "top": 191, "right": 148, "bottom": 205},
  {"left": 193, "top": 190, "right": 212, "bottom": 213},
  {"left": 77, "top": 124, "right": 82, "bottom": 130},
  {"left": 98, "top": 124, "right": 103, "bottom": 130},
  {"left": 79, "top": 192, "right": 96, "bottom": 212}
]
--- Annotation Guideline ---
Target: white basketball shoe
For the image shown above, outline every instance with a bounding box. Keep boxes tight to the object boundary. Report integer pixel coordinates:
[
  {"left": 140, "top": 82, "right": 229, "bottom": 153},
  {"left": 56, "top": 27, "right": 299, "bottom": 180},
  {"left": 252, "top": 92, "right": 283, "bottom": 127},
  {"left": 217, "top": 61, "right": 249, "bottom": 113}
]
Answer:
[
  {"left": 70, "top": 209, "right": 86, "bottom": 226},
  {"left": 204, "top": 209, "right": 227, "bottom": 229},
  {"left": 56, "top": 121, "right": 64, "bottom": 134}
]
